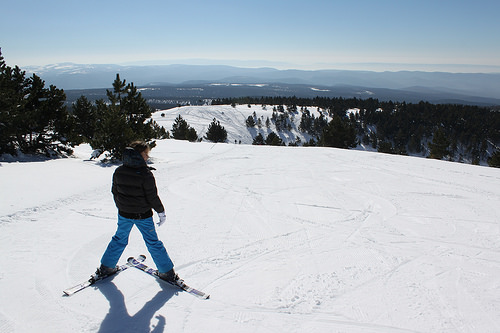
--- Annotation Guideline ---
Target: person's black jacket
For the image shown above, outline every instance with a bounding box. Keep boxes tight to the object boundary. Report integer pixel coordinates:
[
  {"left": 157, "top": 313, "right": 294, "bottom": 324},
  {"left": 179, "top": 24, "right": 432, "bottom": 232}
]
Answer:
[{"left": 111, "top": 148, "right": 164, "bottom": 216}]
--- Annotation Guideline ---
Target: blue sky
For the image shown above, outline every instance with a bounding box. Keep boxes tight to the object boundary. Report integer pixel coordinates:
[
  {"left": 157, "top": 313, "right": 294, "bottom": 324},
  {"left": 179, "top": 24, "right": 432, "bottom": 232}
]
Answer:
[{"left": 1, "top": 0, "right": 499, "bottom": 72}]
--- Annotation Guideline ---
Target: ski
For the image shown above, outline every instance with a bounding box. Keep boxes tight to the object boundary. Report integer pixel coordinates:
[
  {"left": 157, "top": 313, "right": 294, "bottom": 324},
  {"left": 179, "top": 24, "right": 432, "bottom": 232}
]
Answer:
[
  {"left": 127, "top": 256, "right": 210, "bottom": 300},
  {"left": 63, "top": 254, "right": 146, "bottom": 296}
]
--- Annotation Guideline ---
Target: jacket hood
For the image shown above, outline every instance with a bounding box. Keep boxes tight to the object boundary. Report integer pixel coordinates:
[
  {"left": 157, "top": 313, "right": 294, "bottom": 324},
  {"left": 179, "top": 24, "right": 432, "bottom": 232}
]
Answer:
[{"left": 122, "top": 147, "right": 146, "bottom": 168}]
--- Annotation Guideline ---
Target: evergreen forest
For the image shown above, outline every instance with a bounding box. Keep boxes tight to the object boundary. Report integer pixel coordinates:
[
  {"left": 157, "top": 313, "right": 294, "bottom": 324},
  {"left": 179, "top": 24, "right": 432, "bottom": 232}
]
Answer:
[{"left": 213, "top": 97, "right": 500, "bottom": 167}]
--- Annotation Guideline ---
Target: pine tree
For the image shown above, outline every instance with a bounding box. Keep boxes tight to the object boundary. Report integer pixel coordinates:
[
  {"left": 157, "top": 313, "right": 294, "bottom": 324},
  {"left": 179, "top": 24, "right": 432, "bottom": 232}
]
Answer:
[
  {"left": 76, "top": 74, "right": 167, "bottom": 159},
  {"left": 107, "top": 74, "right": 127, "bottom": 105},
  {"left": 205, "top": 118, "right": 227, "bottom": 143},
  {"left": 106, "top": 75, "right": 153, "bottom": 140},
  {"left": 319, "top": 115, "right": 357, "bottom": 149},
  {"left": 428, "top": 128, "right": 450, "bottom": 160},
  {"left": 252, "top": 133, "right": 265, "bottom": 145},
  {"left": 265, "top": 132, "right": 283, "bottom": 146},
  {"left": 0, "top": 51, "right": 26, "bottom": 154},
  {"left": 488, "top": 150, "right": 500, "bottom": 168},
  {"left": 171, "top": 115, "right": 198, "bottom": 142},
  {"left": 246, "top": 115, "right": 256, "bottom": 127},
  {"left": 91, "top": 100, "right": 135, "bottom": 159},
  {"left": 0, "top": 49, "right": 72, "bottom": 156},
  {"left": 171, "top": 114, "right": 189, "bottom": 140},
  {"left": 71, "top": 96, "right": 96, "bottom": 144},
  {"left": 378, "top": 141, "right": 395, "bottom": 154}
]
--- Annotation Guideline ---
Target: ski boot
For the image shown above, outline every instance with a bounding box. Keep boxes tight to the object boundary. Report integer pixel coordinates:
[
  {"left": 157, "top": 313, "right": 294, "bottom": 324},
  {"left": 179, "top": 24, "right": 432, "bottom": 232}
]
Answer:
[
  {"left": 95, "top": 264, "right": 119, "bottom": 278},
  {"left": 157, "top": 268, "right": 179, "bottom": 283}
]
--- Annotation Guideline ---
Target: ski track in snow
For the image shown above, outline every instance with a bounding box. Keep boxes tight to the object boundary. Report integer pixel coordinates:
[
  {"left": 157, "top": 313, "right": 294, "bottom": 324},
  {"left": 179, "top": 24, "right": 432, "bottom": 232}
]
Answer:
[{"left": 1, "top": 123, "right": 500, "bottom": 332}]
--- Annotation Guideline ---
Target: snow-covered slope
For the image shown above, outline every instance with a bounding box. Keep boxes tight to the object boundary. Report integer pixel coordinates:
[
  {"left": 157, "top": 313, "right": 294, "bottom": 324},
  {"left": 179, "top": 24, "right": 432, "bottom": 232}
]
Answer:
[
  {"left": 152, "top": 104, "right": 328, "bottom": 146},
  {"left": 1, "top": 139, "right": 499, "bottom": 332}
]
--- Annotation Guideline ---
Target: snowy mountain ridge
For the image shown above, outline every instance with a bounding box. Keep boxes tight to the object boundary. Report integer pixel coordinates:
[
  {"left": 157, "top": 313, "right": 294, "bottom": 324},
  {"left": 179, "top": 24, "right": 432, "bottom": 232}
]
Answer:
[{"left": 26, "top": 63, "right": 500, "bottom": 105}]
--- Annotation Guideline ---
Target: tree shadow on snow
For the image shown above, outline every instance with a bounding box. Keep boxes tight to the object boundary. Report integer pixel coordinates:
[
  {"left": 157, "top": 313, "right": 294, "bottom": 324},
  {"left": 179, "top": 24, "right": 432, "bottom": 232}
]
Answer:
[{"left": 96, "top": 276, "right": 177, "bottom": 333}]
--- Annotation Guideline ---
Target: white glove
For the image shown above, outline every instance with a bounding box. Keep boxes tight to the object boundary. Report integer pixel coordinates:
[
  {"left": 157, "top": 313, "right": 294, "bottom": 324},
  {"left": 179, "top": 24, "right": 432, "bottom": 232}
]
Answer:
[{"left": 157, "top": 211, "right": 166, "bottom": 227}]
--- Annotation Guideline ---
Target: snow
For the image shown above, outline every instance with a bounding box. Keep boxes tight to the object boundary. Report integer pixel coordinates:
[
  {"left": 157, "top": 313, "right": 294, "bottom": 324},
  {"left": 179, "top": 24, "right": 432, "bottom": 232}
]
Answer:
[
  {"left": 1, "top": 117, "right": 500, "bottom": 332},
  {"left": 153, "top": 104, "right": 328, "bottom": 145}
]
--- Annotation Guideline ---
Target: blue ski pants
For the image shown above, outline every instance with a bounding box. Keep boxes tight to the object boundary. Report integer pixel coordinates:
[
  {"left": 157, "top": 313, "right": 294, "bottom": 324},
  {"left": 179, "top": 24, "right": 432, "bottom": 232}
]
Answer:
[{"left": 101, "top": 214, "right": 174, "bottom": 273}]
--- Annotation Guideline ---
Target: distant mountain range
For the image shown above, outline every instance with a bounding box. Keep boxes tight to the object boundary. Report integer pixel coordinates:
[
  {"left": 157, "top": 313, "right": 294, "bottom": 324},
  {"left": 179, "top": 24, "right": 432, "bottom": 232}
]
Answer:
[{"left": 26, "top": 63, "right": 500, "bottom": 106}]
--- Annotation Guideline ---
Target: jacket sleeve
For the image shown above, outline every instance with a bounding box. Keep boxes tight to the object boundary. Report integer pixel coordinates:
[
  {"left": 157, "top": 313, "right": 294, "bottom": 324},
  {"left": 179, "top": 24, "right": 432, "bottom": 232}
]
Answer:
[
  {"left": 111, "top": 170, "right": 118, "bottom": 203},
  {"left": 143, "top": 169, "right": 165, "bottom": 213}
]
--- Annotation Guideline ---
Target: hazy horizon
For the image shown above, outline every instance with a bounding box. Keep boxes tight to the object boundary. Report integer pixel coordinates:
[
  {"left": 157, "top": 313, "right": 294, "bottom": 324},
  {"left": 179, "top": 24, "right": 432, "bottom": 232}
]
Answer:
[
  {"left": 25, "top": 59, "right": 500, "bottom": 75},
  {"left": 2, "top": 0, "right": 500, "bottom": 74}
]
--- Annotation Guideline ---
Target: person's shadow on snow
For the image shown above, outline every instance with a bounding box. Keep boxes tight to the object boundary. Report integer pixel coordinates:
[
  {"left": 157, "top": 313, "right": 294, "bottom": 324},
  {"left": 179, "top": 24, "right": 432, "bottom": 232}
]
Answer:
[{"left": 96, "top": 275, "right": 177, "bottom": 333}]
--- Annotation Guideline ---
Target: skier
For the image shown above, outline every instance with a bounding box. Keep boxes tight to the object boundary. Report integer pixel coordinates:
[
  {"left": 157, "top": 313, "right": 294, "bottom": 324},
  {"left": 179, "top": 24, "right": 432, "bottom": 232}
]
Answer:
[{"left": 97, "top": 141, "right": 178, "bottom": 283}]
